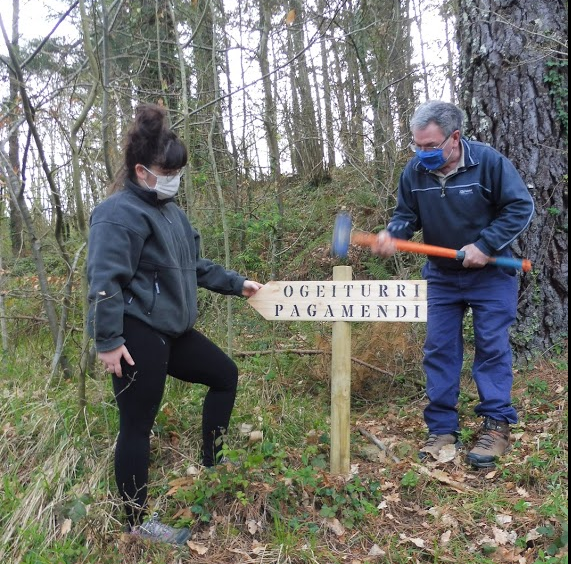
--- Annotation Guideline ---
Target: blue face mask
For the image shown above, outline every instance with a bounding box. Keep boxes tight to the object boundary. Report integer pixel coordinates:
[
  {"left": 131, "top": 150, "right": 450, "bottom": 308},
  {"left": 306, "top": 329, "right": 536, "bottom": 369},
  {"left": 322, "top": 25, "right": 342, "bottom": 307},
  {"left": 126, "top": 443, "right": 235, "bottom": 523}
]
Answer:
[
  {"left": 414, "top": 134, "right": 453, "bottom": 170},
  {"left": 416, "top": 148, "right": 448, "bottom": 170}
]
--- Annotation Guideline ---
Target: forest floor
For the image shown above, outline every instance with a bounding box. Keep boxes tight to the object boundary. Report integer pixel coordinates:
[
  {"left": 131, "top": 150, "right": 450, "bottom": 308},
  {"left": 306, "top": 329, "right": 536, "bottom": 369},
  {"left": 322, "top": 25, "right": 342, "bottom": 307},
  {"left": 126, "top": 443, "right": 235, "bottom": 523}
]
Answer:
[
  {"left": 111, "top": 356, "right": 568, "bottom": 564},
  {"left": 2, "top": 338, "right": 567, "bottom": 564}
]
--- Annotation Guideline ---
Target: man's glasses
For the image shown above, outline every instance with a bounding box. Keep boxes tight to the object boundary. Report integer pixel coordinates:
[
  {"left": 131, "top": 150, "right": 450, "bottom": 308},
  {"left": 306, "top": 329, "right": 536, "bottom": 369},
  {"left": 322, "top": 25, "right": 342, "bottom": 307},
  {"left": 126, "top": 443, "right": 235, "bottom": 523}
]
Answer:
[{"left": 408, "top": 134, "right": 452, "bottom": 153}]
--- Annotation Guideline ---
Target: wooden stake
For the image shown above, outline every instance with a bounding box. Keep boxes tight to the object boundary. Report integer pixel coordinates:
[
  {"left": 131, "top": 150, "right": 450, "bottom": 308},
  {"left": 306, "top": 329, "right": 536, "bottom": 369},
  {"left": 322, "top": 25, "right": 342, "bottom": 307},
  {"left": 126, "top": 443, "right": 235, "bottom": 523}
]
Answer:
[{"left": 330, "top": 265, "right": 352, "bottom": 475}]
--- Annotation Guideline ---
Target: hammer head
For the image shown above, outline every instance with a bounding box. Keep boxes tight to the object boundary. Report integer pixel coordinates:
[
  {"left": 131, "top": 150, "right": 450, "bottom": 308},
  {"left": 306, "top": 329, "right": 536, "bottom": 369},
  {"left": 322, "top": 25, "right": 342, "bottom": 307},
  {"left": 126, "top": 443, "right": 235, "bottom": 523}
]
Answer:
[{"left": 331, "top": 211, "right": 352, "bottom": 257}]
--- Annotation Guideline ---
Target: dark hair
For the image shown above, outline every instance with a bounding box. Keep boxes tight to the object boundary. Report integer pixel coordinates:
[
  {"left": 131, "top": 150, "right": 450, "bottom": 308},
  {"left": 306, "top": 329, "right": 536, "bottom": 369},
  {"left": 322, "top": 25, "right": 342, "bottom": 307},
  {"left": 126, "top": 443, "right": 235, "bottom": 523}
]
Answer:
[
  {"left": 410, "top": 100, "right": 465, "bottom": 137},
  {"left": 109, "top": 103, "right": 187, "bottom": 194}
]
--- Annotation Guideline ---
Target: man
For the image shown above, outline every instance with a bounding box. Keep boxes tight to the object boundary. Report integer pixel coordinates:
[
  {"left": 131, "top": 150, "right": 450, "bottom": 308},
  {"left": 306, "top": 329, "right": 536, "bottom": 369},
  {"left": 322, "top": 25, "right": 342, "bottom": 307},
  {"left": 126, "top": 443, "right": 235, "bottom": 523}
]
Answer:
[{"left": 372, "top": 100, "right": 534, "bottom": 468}]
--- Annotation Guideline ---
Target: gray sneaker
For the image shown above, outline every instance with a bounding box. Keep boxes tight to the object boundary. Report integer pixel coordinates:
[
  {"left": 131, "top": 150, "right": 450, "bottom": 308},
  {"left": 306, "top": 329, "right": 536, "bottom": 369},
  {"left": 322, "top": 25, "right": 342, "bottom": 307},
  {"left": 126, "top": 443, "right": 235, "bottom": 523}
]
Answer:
[
  {"left": 131, "top": 513, "right": 191, "bottom": 545},
  {"left": 418, "top": 433, "right": 462, "bottom": 461}
]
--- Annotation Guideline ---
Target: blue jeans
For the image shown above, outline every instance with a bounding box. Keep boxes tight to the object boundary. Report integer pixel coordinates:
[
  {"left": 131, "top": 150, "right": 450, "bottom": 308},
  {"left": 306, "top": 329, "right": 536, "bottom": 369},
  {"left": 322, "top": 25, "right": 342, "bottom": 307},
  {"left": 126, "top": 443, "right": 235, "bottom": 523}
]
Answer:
[{"left": 422, "top": 262, "right": 519, "bottom": 435}]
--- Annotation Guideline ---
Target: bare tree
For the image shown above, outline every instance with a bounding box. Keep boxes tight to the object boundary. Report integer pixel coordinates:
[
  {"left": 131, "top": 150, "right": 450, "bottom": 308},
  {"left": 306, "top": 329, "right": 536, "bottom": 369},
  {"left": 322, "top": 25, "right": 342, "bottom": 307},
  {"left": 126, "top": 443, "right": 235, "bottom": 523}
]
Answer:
[
  {"left": 6, "top": 0, "right": 25, "bottom": 257},
  {"left": 284, "top": 0, "right": 325, "bottom": 185}
]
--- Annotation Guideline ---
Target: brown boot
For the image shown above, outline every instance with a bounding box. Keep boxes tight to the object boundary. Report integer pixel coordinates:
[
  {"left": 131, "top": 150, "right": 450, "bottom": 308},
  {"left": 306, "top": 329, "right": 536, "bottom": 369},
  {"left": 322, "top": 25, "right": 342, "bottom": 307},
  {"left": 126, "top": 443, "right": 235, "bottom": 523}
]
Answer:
[
  {"left": 419, "top": 433, "right": 462, "bottom": 461},
  {"left": 467, "top": 417, "right": 511, "bottom": 469}
]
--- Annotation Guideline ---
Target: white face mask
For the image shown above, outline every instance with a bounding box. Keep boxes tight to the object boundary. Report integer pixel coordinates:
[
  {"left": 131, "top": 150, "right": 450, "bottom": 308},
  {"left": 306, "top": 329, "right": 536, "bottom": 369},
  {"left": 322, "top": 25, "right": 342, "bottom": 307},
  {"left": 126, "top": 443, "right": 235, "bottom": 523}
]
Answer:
[{"left": 142, "top": 166, "right": 182, "bottom": 200}]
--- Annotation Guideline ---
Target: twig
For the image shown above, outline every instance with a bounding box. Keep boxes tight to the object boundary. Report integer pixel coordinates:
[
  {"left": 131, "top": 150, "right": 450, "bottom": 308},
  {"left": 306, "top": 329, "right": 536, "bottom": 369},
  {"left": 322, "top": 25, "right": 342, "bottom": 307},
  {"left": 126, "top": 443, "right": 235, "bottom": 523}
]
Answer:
[
  {"left": 358, "top": 427, "right": 401, "bottom": 463},
  {"left": 234, "top": 349, "right": 394, "bottom": 377},
  {"left": 411, "top": 462, "right": 474, "bottom": 493}
]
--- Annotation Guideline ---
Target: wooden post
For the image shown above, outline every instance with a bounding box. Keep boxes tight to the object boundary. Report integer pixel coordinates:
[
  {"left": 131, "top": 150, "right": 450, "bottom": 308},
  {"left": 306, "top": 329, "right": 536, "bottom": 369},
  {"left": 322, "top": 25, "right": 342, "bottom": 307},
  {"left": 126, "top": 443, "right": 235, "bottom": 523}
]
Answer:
[{"left": 330, "top": 265, "right": 352, "bottom": 475}]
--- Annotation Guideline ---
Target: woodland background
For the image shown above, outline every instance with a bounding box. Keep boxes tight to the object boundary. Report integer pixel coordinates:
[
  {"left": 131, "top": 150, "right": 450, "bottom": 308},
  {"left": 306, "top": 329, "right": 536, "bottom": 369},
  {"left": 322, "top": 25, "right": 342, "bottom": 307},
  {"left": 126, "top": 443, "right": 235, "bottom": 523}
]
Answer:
[{"left": 0, "top": 0, "right": 568, "bottom": 563}]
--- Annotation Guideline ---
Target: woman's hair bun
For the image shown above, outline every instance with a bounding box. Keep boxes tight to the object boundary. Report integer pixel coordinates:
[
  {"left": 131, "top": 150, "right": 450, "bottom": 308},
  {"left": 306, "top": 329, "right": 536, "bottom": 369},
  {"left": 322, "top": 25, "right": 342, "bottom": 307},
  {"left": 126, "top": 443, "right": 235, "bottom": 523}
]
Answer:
[{"left": 134, "top": 103, "right": 168, "bottom": 140}]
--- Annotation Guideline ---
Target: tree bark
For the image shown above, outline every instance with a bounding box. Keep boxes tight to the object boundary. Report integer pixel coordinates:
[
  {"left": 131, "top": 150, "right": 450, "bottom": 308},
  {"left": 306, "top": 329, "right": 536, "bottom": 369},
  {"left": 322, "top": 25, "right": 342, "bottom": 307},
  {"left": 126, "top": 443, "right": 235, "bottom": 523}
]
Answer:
[{"left": 457, "top": 0, "right": 568, "bottom": 362}]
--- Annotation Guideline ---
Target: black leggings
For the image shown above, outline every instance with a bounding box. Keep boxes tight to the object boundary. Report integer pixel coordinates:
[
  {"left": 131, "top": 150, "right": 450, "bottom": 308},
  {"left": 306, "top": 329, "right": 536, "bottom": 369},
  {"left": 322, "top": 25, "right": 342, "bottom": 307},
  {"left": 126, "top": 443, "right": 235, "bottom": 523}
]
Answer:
[{"left": 112, "top": 316, "right": 238, "bottom": 526}]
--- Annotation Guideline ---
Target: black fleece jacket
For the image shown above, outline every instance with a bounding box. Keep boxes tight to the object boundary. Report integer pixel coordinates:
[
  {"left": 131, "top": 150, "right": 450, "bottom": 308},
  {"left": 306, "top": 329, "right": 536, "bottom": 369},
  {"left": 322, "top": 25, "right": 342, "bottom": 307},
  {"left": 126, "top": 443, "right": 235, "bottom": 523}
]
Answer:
[{"left": 87, "top": 180, "right": 246, "bottom": 352}]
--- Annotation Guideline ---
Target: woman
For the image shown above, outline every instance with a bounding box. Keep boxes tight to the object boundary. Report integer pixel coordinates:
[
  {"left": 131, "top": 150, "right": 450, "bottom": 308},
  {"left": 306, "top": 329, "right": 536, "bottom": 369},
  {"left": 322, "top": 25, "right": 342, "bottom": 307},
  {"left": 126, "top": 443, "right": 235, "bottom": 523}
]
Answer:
[{"left": 87, "top": 103, "right": 262, "bottom": 543}]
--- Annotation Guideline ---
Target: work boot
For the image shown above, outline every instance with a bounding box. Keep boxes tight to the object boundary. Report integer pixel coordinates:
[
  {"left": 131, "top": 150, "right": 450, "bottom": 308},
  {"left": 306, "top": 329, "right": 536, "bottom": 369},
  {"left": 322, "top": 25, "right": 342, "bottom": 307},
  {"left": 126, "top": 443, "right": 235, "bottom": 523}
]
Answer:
[
  {"left": 131, "top": 512, "right": 191, "bottom": 545},
  {"left": 466, "top": 417, "right": 511, "bottom": 469},
  {"left": 418, "top": 433, "right": 462, "bottom": 461}
]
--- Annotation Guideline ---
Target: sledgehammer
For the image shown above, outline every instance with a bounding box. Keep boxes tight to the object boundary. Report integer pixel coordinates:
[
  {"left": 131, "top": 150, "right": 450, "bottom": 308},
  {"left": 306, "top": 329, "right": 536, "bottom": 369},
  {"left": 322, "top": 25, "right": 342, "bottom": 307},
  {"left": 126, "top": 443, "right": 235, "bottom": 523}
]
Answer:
[{"left": 331, "top": 211, "right": 532, "bottom": 272}]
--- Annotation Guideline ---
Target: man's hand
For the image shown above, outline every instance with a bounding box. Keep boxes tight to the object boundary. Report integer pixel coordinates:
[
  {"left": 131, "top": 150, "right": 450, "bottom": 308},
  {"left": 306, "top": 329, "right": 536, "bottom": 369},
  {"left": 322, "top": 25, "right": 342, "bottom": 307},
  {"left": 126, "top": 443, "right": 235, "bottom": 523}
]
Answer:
[
  {"left": 460, "top": 243, "right": 489, "bottom": 269},
  {"left": 370, "top": 230, "right": 397, "bottom": 258},
  {"left": 98, "top": 345, "right": 135, "bottom": 378},
  {"left": 242, "top": 280, "right": 264, "bottom": 297}
]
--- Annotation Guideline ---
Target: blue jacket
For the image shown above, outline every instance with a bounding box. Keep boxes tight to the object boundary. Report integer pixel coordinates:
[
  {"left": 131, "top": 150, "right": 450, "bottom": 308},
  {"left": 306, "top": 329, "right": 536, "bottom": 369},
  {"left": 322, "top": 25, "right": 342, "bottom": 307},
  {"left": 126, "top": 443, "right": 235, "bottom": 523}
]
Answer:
[
  {"left": 87, "top": 180, "right": 246, "bottom": 352},
  {"left": 387, "top": 138, "right": 535, "bottom": 270}
]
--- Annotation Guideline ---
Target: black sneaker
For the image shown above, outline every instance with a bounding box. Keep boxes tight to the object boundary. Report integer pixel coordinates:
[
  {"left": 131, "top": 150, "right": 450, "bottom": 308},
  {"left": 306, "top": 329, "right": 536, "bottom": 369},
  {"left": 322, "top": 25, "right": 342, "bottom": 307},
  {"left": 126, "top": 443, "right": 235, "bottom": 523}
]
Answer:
[{"left": 131, "top": 513, "right": 191, "bottom": 545}]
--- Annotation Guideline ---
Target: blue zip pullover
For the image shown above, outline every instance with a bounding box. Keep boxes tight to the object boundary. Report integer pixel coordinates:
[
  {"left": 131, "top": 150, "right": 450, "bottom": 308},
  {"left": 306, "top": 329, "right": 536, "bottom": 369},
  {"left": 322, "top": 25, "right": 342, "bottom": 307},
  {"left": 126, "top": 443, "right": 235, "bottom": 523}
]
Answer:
[{"left": 387, "top": 138, "right": 534, "bottom": 269}]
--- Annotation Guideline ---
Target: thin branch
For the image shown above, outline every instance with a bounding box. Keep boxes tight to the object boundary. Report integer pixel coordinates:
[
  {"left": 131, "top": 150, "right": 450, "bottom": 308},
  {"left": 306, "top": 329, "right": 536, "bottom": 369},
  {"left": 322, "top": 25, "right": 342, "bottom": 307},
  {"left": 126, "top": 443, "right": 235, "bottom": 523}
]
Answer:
[
  {"left": 358, "top": 427, "right": 401, "bottom": 463},
  {"left": 173, "top": 0, "right": 345, "bottom": 126},
  {"left": 233, "top": 348, "right": 394, "bottom": 377},
  {"left": 20, "top": 1, "right": 80, "bottom": 69}
]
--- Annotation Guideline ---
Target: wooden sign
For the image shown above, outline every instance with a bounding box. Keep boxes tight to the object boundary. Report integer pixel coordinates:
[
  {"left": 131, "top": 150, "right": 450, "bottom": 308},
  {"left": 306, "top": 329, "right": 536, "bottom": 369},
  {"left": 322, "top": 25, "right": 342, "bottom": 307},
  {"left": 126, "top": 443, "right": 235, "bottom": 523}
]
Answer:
[
  {"left": 247, "top": 280, "right": 427, "bottom": 322},
  {"left": 247, "top": 269, "right": 428, "bottom": 476}
]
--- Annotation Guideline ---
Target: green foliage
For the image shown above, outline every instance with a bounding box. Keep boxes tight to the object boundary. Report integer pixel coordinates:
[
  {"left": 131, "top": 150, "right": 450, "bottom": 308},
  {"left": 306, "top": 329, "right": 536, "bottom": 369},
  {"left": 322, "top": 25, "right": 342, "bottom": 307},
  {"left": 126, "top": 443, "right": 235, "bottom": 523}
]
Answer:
[
  {"left": 535, "top": 522, "right": 568, "bottom": 559},
  {"left": 544, "top": 58, "right": 569, "bottom": 138},
  {"left": 173, "top": 441, "right": 383, "bottom": 532},
  {"left": 401, "top": 469, "right": 420, "bottom": 488}
]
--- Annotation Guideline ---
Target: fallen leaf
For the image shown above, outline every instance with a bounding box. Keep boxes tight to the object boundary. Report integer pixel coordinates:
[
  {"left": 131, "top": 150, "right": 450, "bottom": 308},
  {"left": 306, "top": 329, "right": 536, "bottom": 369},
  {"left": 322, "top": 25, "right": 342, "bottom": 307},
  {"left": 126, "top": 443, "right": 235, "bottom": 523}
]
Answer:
[
  {"left": 440, "top": 530, "right": 452, "bottom": 544},
  {"left": 326, "top": 518, "right": 345, "bottom": 537},
  {"left": 525, "top": 528, "right": 542, "bottom": 541},
  {"left": 187, "top": 540, "right": 208, "bottom": 555},
  {"left": 186, "top": 465, "right": 200, "bottom": 476},
  {"left": 496, "top": 514, "right": 513, "bottom": 526},
  {"left": 368, "top": 544, "right": 386, "bottom": 556},
  {"left": 60, "top": 518, "right": 72, "bottom": 536},
  {"left": 437, "top": 443, "right": 457, "bottom": 463},
  {"left": 493, "top": 526, "right": 517, "bottom": 545},
  {"left": 247, "top": 519, "right": 259, "bottom": 535},
  {"left": 399, "top": 533, "right": 425, "bottom": 548},
  {"left": 239, "top": 423, "right": 254, "bottom": 434},
  {"left": 441, "top": 514, "right": 459, "bottom": 528},
  {"left": 249, "top": 430, "right": 263, "bottom": 444}
]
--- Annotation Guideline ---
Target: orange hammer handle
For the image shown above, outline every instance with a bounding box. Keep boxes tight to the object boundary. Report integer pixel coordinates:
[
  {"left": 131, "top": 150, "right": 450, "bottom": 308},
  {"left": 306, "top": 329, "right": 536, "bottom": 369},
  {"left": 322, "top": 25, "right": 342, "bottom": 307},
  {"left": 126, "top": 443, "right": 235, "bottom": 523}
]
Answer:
[
  {"left": 352, "top": 232, "right": 457, "bottom": 259},
  {"left": 350, "top": 231, "right": 532, "bottom": 272}
]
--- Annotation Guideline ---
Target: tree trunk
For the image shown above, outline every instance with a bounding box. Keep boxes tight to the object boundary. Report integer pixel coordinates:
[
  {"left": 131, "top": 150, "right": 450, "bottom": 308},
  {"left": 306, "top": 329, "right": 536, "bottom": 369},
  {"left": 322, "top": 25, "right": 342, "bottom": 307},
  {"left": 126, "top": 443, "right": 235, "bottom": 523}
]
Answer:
[
  {"left": 457, "top": 0, "right": 568, "bottom": 362},
  {"left": 319, "top": 1, "right": 336, "bottom": 169},
  {"left": 7, "top": 0, "right": 25, "bottom": 257},
  {"left": 286, "top": 0, "right": 325, "bottom": 185}
]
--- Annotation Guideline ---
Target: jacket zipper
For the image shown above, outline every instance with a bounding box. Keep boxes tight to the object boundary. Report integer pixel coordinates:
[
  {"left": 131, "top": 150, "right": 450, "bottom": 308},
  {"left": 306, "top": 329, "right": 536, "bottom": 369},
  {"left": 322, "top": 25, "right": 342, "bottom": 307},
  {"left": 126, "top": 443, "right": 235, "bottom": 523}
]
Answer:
[{"left": 148, "top": 271, "right": 160, "bottom": 314}]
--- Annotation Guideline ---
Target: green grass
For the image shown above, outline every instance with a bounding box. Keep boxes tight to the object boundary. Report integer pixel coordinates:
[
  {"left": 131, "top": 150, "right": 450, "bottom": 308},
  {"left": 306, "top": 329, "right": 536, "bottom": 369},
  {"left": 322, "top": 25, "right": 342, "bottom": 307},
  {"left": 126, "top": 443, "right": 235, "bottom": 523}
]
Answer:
[{"left": 1, "top": 342, "right": 567, "bottom": 563}]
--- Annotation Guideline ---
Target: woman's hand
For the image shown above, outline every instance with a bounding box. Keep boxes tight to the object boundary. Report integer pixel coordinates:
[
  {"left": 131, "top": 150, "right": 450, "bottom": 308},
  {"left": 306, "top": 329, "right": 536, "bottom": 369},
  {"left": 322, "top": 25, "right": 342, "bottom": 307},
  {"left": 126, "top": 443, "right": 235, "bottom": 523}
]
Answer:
[
  {"left": 98, "top": 345, "right": 135, "bottom": 378},
  {"left": 242, "top": 280, "right": 264, "bottom": 297}
]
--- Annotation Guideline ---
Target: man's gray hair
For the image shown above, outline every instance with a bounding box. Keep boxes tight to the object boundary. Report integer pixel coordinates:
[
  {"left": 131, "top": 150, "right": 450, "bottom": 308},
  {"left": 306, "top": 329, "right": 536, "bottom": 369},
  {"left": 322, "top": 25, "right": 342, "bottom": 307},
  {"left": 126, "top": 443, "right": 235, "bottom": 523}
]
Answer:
[{"left": 410, "top": 100, "right": 465, "bottom": 137}]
